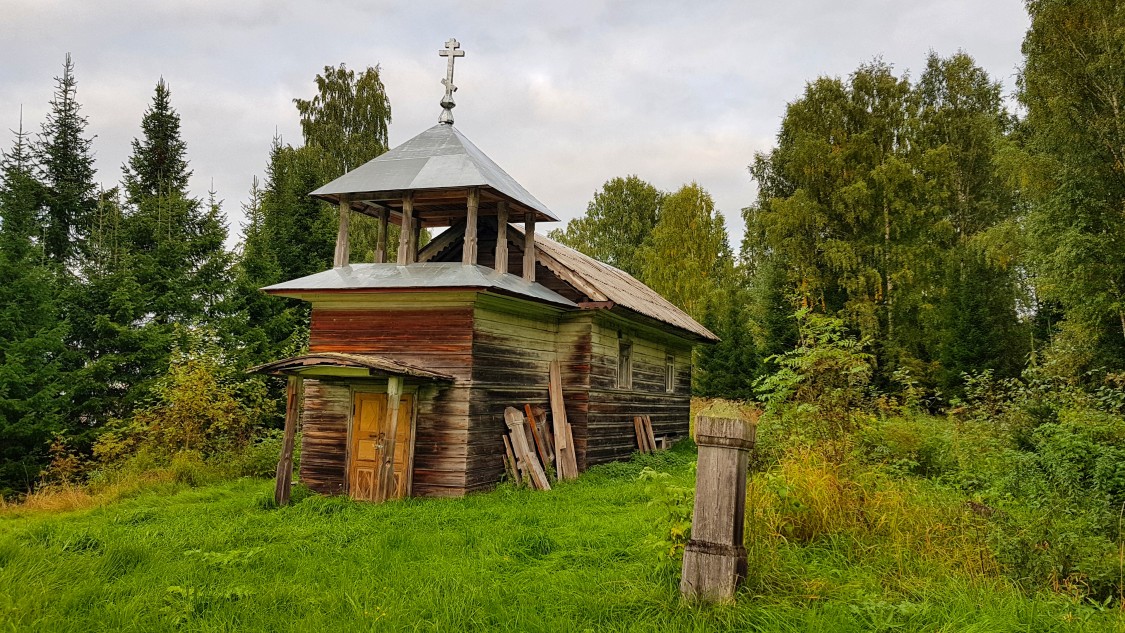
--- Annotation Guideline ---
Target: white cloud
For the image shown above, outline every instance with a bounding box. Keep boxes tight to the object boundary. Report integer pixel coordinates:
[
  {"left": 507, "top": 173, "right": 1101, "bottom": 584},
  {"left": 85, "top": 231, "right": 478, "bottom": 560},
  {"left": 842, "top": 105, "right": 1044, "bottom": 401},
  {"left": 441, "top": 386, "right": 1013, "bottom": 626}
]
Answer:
[{"left": 0, "top": 0, "right": 1030, "bottom": 251}]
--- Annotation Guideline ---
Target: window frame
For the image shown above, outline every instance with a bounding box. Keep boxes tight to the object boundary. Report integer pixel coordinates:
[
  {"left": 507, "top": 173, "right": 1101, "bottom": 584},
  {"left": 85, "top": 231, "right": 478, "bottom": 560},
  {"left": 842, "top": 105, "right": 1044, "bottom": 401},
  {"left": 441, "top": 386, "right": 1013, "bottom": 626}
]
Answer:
[{"left": 617, "top": 339, "right": 633, "bottom": 390}]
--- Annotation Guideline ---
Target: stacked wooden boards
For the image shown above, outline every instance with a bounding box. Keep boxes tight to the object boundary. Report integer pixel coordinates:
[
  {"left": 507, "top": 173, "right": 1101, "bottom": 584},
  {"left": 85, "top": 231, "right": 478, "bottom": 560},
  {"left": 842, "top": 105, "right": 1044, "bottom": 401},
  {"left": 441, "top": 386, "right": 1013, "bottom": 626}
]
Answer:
[
  {"left": 633, "top": 415, "right": 667, "bottom": 454},
  {"left": 499, "top": 361, "right": 579, "bottom": 489}
]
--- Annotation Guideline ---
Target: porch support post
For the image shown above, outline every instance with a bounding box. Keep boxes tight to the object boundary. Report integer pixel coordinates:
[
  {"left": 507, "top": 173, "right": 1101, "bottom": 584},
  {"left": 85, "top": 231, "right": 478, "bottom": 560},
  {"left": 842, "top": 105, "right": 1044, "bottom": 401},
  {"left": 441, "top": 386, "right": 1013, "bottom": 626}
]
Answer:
[
  {"left": 463, "top": 187, "right": 479, "bottom": 265},
  {"left": 375, "top": 207, "right": 388, "bottom": 263},
  {"left": 333, "top": 199, "right": 350, "bottom": 267},
  {"left": 523, "top": 212, "right": 536, "bottom": 282},
  {"left": 495, "top": 200, "right": 509, "bottom": 273},
  {"left": 680, "top": 415, "right": 756, "bottom": 603},
  {"left": 378, "top": 376, "right": 405, "bottom": 502},
  {"left": 397, "top": 192, "right": 414, "bottom": 265},
  {"left": 274, "top": 375, "right": 304, "bottom": 506}
]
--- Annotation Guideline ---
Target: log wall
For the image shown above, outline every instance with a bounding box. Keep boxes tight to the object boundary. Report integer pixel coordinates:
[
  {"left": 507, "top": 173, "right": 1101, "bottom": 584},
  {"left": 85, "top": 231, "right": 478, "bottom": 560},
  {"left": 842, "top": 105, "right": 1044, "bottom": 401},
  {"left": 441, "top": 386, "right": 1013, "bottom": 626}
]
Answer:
[
  {"left": 298, "top": 379, "right": 350, "bottom": 495},
  {"left": 584, "top": 312, "right": 693, "bottom": 466},
  {"left": 305, "top": 294, "right": 476, "bottom": 497}
]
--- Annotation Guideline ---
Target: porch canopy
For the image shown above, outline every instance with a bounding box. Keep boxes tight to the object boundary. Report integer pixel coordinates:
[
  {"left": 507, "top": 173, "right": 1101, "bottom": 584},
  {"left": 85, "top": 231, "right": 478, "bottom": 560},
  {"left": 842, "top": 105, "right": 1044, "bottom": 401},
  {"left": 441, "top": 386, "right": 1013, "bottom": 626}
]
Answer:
[{"left": 248, "top": 352, "right": 454, "bottom": 382}]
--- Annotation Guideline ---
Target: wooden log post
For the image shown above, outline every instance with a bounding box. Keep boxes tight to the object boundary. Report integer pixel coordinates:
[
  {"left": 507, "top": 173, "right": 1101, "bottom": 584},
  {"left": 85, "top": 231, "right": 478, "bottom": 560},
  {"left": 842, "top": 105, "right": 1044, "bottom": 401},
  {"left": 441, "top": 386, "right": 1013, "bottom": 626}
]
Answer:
[
  {"left": 463, "top": 187, "right": 479, "bottom": 265},
  {"left": 397, "top": 193, "right": 414, "bottom": 265},
  {"left": 680, "top": 415, "right": 756, "bottom": 603},
  {"left": 375, "top": 207, "right": 388, "bottom": 263},
  {"left": 333, "top": 199, "right": 350, "bottom": 267},
  {"left": 274, "top": 375, "right": 304, "bottom": 506},
  {"left": 495, "top": 200, "right": 509, "bottom": 273},
  {"left": 523, "top": 212, "right": 536, "bottom": 282},
  {"left": 378, "top": 376, "right": 405, "bottom": 502}
]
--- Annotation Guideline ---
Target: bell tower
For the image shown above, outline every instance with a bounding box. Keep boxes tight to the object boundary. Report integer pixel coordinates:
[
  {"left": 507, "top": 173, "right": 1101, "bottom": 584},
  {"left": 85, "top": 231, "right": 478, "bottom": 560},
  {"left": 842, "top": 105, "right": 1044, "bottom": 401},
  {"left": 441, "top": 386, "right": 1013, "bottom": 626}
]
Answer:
[{"left": 309, "top": 38, "right": 556, "bottom": 282}]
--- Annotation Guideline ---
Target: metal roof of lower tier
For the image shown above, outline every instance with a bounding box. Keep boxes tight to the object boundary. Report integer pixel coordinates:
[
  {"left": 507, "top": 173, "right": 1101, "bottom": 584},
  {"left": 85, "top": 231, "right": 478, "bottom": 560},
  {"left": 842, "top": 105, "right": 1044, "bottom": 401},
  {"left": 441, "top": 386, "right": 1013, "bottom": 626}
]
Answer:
[{"left": 261, "top": 263, "right": 577, "bottom": 308}]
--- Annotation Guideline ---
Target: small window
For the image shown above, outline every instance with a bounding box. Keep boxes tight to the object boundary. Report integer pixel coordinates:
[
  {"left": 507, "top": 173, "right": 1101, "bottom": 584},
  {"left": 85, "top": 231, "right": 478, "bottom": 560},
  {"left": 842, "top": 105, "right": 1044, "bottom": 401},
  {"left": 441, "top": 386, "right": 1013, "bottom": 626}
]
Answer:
[
  {"left": 665, "top": 355, "right": 675, "bottom": 393},
  {"left": 617, "top": 340, "right": 633, "bottom": 389}
]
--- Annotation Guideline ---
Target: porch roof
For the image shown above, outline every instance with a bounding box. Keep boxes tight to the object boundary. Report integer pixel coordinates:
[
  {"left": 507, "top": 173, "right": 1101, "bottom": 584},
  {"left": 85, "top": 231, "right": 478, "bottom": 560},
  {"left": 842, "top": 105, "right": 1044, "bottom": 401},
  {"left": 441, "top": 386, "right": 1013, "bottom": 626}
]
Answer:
[{"left": 248, "top": 352, "right": 455, "bottom": 381}]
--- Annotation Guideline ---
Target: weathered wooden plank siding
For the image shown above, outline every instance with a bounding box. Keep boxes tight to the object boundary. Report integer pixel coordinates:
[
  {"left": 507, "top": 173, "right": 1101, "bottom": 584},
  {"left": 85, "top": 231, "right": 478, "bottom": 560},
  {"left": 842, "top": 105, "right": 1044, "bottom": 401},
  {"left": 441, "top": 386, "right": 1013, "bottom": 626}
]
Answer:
[
  {"left": 309, "top": 306, "right": 475, "bottom": 381},
  {"left": 467, "top": 299, "right": 561, "bottom": 490},
  {"left": 584, "top": 315, "right": 693, "bottom": 466},
  {"left": 298, "top": 380, "right": 350, "bottom": 495},
  {"left": 306, "top": 302, "right": 477, "bottom": 497}
]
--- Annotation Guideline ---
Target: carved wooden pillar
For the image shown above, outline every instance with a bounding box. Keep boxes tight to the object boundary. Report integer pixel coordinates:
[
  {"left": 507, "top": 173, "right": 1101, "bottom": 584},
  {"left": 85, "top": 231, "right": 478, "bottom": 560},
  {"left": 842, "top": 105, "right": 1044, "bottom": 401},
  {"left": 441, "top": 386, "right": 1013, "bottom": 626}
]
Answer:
[
  {"left": 680, "top": 415, "right": 756, "bottom": 602},
  {"left": 274, "top": 375, "right": 304, "bottom": 506},
  {"left": 463, "top": 187, "right": 479, "bottom": 265},
  {"left": 375, "top": 207, "right": 388, "bottom": 263},
  {"left": 397, "top": 192, "right": 414, "bottom": 265},
  {"left": 495, "top": 200, "right": 509, "bottom": 273},
  {"left": 333, "top": 199, "right": 350, "bottom": 267},
  {"left": 523, "top": 212, "right": 536, "bottom": 282}
]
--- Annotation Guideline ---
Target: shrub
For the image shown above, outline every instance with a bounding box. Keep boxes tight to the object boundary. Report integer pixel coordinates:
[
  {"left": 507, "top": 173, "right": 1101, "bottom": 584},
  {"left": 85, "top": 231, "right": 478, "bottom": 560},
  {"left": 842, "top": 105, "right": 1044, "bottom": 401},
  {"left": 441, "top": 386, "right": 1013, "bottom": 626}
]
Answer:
[{"left": 755, "top": 309, "right": 874, "bottom": 452}]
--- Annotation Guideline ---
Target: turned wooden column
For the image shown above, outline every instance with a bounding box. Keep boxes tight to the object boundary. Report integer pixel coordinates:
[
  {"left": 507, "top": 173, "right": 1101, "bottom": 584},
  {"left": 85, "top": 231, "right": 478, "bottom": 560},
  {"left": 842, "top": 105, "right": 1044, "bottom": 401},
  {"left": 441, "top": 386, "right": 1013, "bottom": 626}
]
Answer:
[
  {"left": 375, "top": 207, "right": 388, "bottom": 263},
  {"left": 680, "top": 415, "right": 756, "bottom": 602},
  {"left": 463, "top": 187, "right": 479, "bottom": 265},
  {"left": 495, "top": 200, "right": 509, "bottom": 273},
  {"left": 397, "top": 192, "right": 414, "bottom": 265},
  {"left": 523, "top": 212, "right": 536, "bottom": 282},
  {"left": 333, "top": 200, "right": 350, "bottom": 267}
]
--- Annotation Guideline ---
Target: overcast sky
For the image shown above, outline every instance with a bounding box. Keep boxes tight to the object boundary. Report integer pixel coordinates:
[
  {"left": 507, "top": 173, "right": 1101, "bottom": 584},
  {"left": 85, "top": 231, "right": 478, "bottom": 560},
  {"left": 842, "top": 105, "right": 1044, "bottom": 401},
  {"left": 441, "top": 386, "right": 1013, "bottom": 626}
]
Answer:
[{"left": 0, "top": 0, "right": 1030, "bottom": 249}]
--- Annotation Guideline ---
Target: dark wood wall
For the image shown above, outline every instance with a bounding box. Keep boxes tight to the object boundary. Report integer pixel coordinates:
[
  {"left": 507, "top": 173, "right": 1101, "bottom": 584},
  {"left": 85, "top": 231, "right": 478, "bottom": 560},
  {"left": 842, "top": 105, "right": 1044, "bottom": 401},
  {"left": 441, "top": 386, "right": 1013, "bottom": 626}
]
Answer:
[
  {"left": 298, "top": 379, "right": 350, "bottom": 495},
  {"left": 306, "top": 296, "right": 477, "bottom": 497},
  {"left": 583, "top": 312, "right": 693, "bottom": 466}
]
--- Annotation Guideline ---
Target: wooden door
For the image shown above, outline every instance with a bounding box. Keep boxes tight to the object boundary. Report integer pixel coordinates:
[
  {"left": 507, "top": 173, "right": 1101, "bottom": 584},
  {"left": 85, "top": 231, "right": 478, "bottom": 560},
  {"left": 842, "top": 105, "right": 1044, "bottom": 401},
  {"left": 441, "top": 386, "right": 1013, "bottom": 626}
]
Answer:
[{"left": 349, "top": 392, "right": 414, "bottom": 501}]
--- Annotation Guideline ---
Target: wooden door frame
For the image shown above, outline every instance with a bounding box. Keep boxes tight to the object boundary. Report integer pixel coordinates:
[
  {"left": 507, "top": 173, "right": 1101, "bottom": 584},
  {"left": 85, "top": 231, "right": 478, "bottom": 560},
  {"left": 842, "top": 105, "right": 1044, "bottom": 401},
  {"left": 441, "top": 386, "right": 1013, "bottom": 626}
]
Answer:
[{"left": 345, "top": 382, "right": 420, "bottom": 499}]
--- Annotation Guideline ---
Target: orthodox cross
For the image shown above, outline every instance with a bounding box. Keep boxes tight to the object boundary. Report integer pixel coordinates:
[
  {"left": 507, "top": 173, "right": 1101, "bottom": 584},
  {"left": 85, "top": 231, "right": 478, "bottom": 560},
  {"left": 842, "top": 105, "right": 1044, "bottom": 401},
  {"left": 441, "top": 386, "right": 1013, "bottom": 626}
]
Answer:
[{"left": 438, "top": 38, "right": 465, "bottom": 124}]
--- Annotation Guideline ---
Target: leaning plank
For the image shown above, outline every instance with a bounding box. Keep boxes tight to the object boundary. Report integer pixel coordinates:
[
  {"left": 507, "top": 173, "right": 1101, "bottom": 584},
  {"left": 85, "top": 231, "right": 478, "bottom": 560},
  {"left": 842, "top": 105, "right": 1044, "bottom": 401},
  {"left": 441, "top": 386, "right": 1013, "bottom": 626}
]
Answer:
[
  {"left": 633, "top": 416, "right": 648, "bottom": 454},
  {"left": 377, "top": 376, "right": 405, "bottom": 502},
  {"left": 533, "top": 406, "right": 555, "bottom": 461},
  {"left": 525, "top": 404, "right": 553, "bottom": 470},
  {"left": 501, "top": 435, "right": 520, "bottom": 486},
  {"left": 644, "top": 415, "right": 658, "bottom": 453},
  {"left": 274, "top": 375, "right": 304, "bottom": 506},
  {"left": 548, "top": 360, "right": 578, "bottom": 480},
  {"left": 504, "top": 407, "right": 550, "bottom": 490}
]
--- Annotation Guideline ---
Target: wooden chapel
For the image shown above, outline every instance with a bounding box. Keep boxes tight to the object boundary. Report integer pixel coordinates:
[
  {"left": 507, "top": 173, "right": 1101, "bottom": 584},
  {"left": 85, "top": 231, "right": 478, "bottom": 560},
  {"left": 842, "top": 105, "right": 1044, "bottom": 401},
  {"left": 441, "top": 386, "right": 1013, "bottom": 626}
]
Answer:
[{"left": 254, "top": 39, "right": 717, "bottom": 504}]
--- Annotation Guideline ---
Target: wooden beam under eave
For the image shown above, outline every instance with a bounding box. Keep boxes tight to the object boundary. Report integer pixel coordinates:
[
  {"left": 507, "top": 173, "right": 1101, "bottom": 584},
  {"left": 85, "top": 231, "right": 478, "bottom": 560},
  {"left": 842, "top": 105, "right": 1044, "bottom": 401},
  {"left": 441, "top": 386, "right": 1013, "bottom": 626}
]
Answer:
[
  {"left": 375, "top": 207, "right": 388, "bottom": 263},
  {"left": 523, "top": 212, "right": 536, "bottom": 282},
  {"left": 463, "top": 187, "right": 479, "bottom": 265},
  {"left": 397, "top": 192, "right": 414, "bottom": 265},
  {"left": 495, "top": 200, "right": 509, "bottom": 274},
  {"left": 334, "top": 199, "right": 350, "bottom": 267}
]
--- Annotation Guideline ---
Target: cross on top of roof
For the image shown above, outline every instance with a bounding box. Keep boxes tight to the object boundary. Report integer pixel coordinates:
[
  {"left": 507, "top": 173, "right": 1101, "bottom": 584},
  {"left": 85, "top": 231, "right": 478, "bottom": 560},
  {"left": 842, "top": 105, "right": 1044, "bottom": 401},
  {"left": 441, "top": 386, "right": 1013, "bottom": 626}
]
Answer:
[{"left": 438, "top": 38, "right": 465, "bottom": 125}]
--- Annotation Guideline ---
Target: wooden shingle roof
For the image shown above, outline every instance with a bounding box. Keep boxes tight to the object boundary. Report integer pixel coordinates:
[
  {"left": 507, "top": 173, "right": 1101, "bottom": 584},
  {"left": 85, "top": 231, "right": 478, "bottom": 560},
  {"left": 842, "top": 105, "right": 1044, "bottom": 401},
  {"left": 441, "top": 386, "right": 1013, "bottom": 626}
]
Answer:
[{"left": 511, "top": 226, "right": 719, "bottom": 342}]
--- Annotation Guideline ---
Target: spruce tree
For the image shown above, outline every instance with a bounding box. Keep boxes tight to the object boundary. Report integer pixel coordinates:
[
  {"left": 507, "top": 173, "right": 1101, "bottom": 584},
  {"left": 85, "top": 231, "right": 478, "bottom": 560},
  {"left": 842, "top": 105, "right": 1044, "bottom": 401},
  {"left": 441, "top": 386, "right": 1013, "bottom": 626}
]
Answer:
[
  {"left": 37, "top": 53, "right": 96, "bottom": 267},
  {"left": 0, "top": 119, "right": 69, "bottom": 494}
]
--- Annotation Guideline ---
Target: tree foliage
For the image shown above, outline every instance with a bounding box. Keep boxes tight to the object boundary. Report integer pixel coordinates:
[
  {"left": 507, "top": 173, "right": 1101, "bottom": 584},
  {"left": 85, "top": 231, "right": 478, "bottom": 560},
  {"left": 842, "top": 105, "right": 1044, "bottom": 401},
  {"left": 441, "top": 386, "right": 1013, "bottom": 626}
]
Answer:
[
  {"left": 640, "top": 182, "right": 732, "bottom": 321},
  {"left": 549, "top": 175, "right": 662, "bottom": 276},
  {"left": 1019, "top": 0, "right": 1125, "bottom": 373},
  {"left": 37, "top": 54, "right": 96, "bottom": 267}
]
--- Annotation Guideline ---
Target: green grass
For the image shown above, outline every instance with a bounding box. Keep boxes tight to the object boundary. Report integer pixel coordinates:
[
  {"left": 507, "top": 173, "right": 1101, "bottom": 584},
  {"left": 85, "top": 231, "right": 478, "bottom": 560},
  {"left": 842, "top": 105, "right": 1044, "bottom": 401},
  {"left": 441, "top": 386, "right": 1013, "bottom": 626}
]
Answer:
[{"left": 0, "top": 443, "right": 1121, "bottom": 632}]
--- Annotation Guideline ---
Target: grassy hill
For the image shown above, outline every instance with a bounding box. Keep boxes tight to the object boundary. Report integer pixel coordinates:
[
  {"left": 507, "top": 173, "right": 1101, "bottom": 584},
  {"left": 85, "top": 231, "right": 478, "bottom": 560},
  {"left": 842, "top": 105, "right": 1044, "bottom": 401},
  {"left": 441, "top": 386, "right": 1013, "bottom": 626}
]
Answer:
[{"left": 1, "top": 440, "right": 1121, "bottom": 632}]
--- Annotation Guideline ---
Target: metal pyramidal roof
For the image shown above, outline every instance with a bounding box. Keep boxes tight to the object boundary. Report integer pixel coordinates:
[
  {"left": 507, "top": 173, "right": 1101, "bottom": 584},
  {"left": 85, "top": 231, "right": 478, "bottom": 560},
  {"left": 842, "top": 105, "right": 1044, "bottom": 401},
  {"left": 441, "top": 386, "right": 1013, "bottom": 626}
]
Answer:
[{"left": 309, "top": 123, "right": 558, "bottom": 222}]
